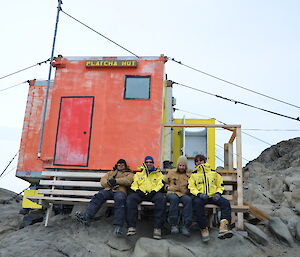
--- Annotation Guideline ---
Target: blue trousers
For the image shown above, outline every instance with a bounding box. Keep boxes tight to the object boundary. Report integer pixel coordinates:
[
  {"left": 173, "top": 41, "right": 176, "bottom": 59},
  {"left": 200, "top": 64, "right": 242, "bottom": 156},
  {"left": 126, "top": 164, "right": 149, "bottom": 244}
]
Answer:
[
  {"left": 193, "top": 196, "right": 232, "bottom": 229},
  {"left": 85, "top": 189, "right": 126, "bottom": 226},
  {"left": 166, "top": 193, "right": 192, "bottom": 228},
  {"left": 126, "top": 192, "right": 166, "bottom": 229}
]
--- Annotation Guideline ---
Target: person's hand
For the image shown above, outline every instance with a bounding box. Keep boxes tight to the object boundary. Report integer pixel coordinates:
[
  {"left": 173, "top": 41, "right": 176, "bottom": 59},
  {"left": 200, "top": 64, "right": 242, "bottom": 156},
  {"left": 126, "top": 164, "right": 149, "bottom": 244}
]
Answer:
[
  {"left": 147, "top": 190, "right": 156, "bottom": 198},
  {"left": 212, "top": 193, "right": 221, "bottom": 201},
  {"left": 108, "top": 178, "right": 117, "bottom": 188},
  {"left": 197, "top": 193, "right": 209, "bottom": 200},
  {"left": 136, "top": 189, "right": 146, "bottom": 198}
]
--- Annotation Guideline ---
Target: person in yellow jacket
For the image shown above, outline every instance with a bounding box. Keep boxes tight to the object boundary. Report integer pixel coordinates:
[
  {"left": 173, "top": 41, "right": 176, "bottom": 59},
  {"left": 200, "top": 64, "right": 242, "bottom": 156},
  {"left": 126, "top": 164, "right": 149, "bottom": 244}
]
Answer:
[
  {"left": 188, "top": 154, "right": 233, "bottom": 242},
  {"left": 165, "top": 155, "right": 192, "bottom": 236},
  {"left": 126, "top": 156, "right": 166, "bottom": 240}
]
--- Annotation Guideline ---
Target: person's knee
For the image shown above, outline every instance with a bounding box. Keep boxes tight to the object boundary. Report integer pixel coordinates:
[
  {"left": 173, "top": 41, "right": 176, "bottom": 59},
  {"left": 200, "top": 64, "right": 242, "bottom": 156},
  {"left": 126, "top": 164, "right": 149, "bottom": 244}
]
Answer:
[
  {"left": 114, "top": 192, "right": 126, "bottom": 202},
  {"left": 126, "top": 194, "right": 139, "bottom": 206},
  {"left": 153, "top": 193, "right": 166, "bottom": 206},
  {"left": 167, "top": 194, "right": 179, "bottom": 203},
  {"left": 184, "top": 197, "right": 192, "bottom": 207},
  {"left": 94, "top": 190, "right": 105, "bottom": 200},
  {"left": 193, "top": 197, "right": 205, "bottom": 206},
  {"left": 219, "top": 197, "right": 231, "bottom": 207}
]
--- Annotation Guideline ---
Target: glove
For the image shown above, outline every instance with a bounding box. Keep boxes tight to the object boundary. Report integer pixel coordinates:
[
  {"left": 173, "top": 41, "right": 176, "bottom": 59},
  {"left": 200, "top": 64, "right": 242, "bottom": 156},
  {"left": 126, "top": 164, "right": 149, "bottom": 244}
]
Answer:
[
  {"left": 108, "top": 178, "right": 117, "bottom": 188},
  {"left": 136, "top": 189, "right": 146, "bottom": 198},
  {"left": 212, "top": 193, "right": 221, "bottom": 201},
  {"left": 197, "top": 193, "right": 209, "bottom": 200},
  {"left": 147, "top": 190, "right": 156, "bottom": 198}
]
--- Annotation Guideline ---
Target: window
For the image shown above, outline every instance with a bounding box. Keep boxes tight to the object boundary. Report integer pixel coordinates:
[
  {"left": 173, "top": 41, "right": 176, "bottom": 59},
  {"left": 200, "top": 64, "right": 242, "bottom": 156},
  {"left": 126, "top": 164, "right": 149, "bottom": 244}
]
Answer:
[{"left": 124, "top": 75, "right": 151, "bottom": 99}]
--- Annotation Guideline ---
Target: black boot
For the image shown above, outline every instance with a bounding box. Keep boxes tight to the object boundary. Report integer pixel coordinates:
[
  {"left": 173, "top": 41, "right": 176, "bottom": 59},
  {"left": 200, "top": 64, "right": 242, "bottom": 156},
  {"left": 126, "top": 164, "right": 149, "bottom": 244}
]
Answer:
[{"left": 75, "top": 211, "right": 91, "bottom": 226}]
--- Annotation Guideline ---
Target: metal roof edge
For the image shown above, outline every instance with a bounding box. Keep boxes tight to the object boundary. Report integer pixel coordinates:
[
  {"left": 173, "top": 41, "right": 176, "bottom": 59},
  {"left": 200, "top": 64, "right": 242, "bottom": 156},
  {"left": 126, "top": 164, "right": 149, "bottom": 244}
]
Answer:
[{"left": 64, "top": 56, "right": 163, "bottom": 61}]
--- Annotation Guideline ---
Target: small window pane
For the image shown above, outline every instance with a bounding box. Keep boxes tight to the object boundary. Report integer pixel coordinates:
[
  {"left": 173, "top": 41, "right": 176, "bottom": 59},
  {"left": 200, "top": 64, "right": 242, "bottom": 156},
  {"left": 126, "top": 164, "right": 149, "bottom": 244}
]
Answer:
[{"left": 124, "top": 76, "right": 150, "bottom": 99}]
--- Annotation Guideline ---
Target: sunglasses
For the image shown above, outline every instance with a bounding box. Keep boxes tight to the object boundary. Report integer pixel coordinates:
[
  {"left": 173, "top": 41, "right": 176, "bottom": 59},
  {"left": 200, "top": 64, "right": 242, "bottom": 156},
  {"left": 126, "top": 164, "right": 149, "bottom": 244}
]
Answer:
[{"left": 145, "top": 161, "right": 153, "bottom": 164}]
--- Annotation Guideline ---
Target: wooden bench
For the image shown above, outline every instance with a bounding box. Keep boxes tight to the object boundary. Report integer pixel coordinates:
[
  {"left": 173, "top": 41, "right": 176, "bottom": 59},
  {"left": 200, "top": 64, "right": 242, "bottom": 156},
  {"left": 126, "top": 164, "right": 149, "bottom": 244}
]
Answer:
[{"left": 27, "top": 170, "right": 248, "bottom": 227}]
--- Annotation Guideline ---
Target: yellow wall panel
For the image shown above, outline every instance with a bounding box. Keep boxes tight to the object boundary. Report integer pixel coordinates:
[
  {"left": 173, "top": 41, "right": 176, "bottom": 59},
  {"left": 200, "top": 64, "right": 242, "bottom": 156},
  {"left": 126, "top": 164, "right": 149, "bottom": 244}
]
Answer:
[{"left": 22, "top": 190, "right": 43, "bottom": 209}]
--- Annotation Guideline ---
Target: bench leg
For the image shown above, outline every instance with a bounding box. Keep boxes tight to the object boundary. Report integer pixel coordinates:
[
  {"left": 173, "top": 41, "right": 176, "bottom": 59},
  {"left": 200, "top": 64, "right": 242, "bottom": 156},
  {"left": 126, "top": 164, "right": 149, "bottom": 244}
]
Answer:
[{"left": 45, "top": 203, "right": 53, "bottom": 227}]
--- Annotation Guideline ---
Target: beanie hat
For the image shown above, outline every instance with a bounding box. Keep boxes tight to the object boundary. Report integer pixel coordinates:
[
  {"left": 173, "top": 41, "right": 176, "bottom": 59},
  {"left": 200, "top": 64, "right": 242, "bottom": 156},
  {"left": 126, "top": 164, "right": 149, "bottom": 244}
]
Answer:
[
  {"left": 177, "top": 155, "right": 188, "bottom": 168},
  {"left": 117, "top": 159, "right": 127, "bottom": 165},
  {"left": 144, "top": 156, "right": 154, "bottom": 163}
]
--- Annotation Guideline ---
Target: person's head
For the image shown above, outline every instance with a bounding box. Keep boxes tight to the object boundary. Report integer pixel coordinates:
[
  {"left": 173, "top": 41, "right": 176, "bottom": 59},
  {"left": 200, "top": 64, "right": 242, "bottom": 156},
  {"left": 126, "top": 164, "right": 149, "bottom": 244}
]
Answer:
[
  {"left": 144, "top": 156, "right": 154, "bottom": 170},
  {"left": 194, "top": 154, "right": 207, "bottom": 166},
  {"left": 177, "top": 155, "right": 188, "bottom": 173},
  {"left": 114, "top": 159, "right": 129, "bottom": 171}
]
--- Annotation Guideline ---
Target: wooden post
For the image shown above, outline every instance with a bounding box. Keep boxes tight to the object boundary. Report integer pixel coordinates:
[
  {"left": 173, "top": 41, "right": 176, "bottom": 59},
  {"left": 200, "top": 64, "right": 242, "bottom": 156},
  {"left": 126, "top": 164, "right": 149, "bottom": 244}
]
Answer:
[
  {"left": 45, "top": 176, "right": 56, "bottom": 227},
  {"left": 235, "top": 127, "right": 244, "bottom": 230},
  {"left": 224, "top": 143, "right": 233, "bottom": 170}
]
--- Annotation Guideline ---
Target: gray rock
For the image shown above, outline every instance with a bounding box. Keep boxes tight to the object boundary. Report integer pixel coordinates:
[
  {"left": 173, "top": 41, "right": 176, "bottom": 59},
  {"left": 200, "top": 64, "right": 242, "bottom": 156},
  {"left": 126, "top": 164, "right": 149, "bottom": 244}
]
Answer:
[
  {"left": 283, "top": 191, "right": 293, "bottom": 207},
  {"left": 269, "top": 217, "right": 294, "bottom": 247},
  {"left": 285, "top": 174, "right": 300, "bottom": 192},
  {"left": 130, "top": 238, "right": 195, "bottom": 257},
  {"left": 131, "top": 230, "right": 266, "bottom": 257},
  {"left": 251, "top": 204, "right": 274, "bottom": 216},
  {"left": 274, "top": 207, "right": 300, "bottom": 232},
  {"left": 296, "top": 222, "right": 300, "bottom": 241},
  {"left": 295, "top": 203, "right": 300, "bottom": 215},
  {"left": 270, "top": 177, "right": 284, "bottom": 201},
  {"left": 244, "top": 184, "right": 272, "bottom": 205},
  {"left": 244, "top": 222, "right": 269, "bottom": 246},
  {"left": 292, "top": 188, "right": 300, "bottom": 202}
]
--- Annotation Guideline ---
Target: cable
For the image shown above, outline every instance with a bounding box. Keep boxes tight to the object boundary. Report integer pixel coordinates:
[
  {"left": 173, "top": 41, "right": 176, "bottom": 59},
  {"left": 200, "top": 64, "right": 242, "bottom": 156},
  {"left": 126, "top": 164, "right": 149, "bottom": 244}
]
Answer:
[
  {"left": 0, "top": 166, "right": 17, "bottom": 180},
  {"left": 172, "top": 81, "right": 300, "bottom": 122},
  {"left": 169, "top": 57, "right": 300, "bottom": 110},
  {"left": 216, "top": 144, "right": 250, "bottom": 162},
  {"left": 242, "top": 128, "right": 300, "bottom": 131},
  {"left": 2, "top": 185, "right": 30, "bottom": 204},
  {"left": 0, "top": 81, "right": 27, "bottom": 93},
  {"left": 174, "top": 109, "right": 300, "bottom": 132},
  {"left": 0, "top": 59, "right": 49, "bottom": 80},
  {"left": 0, "top": 152, "right": 19, "bottom": 178},
  {"left": 60, "top": 9, "right": 139, "bottom": 58},
  {"left": 174, "top": 107, "right": 273, "bottom": 146},
  {"left": 215, "top": 155, "right": 224, "bottom": 163},
  {"left": 173, "top": 107, "right": 253, "bottom": 161},
  {"left": 174, "top": 108, "right": 226, "bottom": 125}
]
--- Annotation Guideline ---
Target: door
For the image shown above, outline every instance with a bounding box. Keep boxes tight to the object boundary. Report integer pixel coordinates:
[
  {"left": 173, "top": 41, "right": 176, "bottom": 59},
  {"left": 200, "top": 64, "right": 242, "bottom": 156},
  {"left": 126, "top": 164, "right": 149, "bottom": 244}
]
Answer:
[{"left": 53, "top": 96, "right": 94, "bottom": 166}]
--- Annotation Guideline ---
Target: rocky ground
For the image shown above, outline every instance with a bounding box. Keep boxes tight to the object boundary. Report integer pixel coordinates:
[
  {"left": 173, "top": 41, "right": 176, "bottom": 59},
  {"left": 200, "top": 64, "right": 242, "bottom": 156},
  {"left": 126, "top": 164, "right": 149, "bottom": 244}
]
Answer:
[{"left": 0, "top": 137, "right": 300, "bottom": 257}]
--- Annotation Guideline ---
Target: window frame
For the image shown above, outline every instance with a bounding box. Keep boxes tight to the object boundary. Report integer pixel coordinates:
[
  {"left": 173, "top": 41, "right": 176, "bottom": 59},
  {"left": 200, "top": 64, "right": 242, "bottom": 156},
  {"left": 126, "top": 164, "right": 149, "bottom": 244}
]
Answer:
[{"left": 123, "top": 75, "right": 151, "bottom": 100}]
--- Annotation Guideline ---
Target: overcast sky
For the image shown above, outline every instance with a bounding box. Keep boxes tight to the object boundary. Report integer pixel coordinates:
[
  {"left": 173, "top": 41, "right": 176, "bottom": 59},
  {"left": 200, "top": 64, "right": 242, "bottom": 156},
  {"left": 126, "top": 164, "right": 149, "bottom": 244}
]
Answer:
[{"left": 0, "top": 0, "right": 299, "bottom": 192}]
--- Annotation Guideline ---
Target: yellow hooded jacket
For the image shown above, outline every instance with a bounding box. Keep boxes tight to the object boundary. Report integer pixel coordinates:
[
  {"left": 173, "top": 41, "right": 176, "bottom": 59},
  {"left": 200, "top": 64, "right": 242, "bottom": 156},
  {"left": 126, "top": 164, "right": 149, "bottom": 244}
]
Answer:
[
  {"left": 131, "top": 165, "right": 164, "bottom": 194},
  {"left": 188, "top": 163, "right": 224, "bottom": 197}
]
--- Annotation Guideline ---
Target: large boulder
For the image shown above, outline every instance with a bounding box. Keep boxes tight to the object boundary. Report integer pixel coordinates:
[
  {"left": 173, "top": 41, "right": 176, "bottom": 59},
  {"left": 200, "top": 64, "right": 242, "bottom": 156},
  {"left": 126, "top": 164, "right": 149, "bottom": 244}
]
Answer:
[
  {"left": 269, "top": 217, "right": 294, "bottom": 247},
  {"left": 296, "top": 222, "right": 300, "bottom": 242},
  {"left": 131, "top": 238, "right": 195, "bottom": 257},
  {"left": 274, "top": 207, "right": 300, "bottom": 234},
  {"left": 0, "top": 189, "right": 23, "bottom": 237},
  {"left": 284, "top": 173, "right": 300, "bottom": 192},
  {"left": 291, "top": 188, "right": 300, "bottom": 202},
  {"left": 131, "top": 230, "right": 265, "bottom": 257},
  {"left": 250, "top": 138, "right": 300, "bottom": 171},
  {"left": 244, "top": 223, "right": 269, "bottom": 246},
  {"left": 244, "top": 184, "right": 272, "bottom": 205},
  {"left": 295, "top": 203, "right": 300, "bottom": 216}
]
